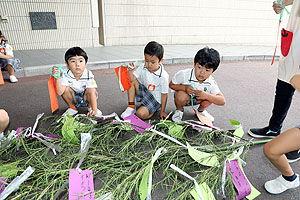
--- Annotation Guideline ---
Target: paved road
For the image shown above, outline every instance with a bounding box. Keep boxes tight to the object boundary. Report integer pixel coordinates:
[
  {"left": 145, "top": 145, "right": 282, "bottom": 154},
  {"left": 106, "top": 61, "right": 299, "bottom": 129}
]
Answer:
[{"left": 1, "top": 60, "right": 300, "bottom": 199}]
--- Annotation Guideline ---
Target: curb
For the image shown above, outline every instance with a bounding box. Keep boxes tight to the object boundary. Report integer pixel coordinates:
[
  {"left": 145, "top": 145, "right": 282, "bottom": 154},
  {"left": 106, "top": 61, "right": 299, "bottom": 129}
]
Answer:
[{"left": 2, "top": 55, "right": 279, "bottom": 79}]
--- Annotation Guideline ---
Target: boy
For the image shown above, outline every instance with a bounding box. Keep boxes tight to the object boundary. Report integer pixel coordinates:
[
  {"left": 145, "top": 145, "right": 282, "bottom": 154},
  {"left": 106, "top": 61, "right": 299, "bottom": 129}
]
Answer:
[
  {"left": 121, "top": 41, "right": 169, "bottom": 120},
  {"left": 169, "top": 47, "right": 225, "bottom": 122},
  {"left": 0, "top": 31, "right": 20, "bottom": 83},
  {"left": 52, "top": 47, "right": 102, "bottom": 117}
]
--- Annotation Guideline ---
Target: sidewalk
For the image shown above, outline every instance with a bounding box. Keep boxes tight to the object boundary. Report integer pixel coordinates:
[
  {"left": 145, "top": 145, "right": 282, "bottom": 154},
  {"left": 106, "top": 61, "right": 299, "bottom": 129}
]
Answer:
[{"left": 11, "top": 44, "right": 278, "bottom": 78}]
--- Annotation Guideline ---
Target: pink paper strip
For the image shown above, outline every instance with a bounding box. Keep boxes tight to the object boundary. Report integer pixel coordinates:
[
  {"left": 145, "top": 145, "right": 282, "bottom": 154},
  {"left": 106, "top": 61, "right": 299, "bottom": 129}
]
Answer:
[
  {"left": 69, "top": 170, "right": 95, "bottom": 200},
  {"left": 0, "top": 178, "right": 7, "bottom": 194},
  {"left": 124, "top": 114, "right": 152, "bottom": 133},
  {"left": 228, "top": 159, "right": 251, "bottom": 200}
]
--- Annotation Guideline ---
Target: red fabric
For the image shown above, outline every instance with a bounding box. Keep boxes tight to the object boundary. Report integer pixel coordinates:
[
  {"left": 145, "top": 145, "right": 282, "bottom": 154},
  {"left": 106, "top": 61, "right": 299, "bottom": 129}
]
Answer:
[{"left": 281, "top": 28, "right": 293, "bottom": 57}]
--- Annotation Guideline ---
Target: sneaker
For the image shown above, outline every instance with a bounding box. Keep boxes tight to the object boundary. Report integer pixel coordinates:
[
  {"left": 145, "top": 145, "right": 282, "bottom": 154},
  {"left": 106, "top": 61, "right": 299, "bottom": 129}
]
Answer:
[
  {"left": 88, "top": 107, "right": 103, "bottom": 117},
  {"left": 248, "top": 127, "right": 280, "bottom": 139},
  {"left": 172, "top": 110, "right": 183, "bottom": 123},
  {"left": 62, "top": 107, "right": 78, "bottom": 117},
  {"left": 286, "top": 150, "right": 300, "bottom": 163},
  {"left": 264, "top": 174, "right": 299, "bottom": 194},
  {"left": 121, "top": 107, "right": 135, "bottom": 119},
  {"left": 197, "top": 110, "right": 214, "bottom": 122},
  {"left": 9, "top": 75, "right": 18, "bottom": 83}
]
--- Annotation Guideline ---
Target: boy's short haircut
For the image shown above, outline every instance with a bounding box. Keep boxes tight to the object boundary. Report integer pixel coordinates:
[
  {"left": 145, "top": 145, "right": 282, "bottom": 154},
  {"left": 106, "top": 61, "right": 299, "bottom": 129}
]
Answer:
[
  {"left": 65, "top": 47, "right": 88, "bottom": 63},
  {"left": 194, "top": 47, "right": 220, "bottom": 72},
  {"left": 144, "top": 41, "right": 164, "bottom": 61}
]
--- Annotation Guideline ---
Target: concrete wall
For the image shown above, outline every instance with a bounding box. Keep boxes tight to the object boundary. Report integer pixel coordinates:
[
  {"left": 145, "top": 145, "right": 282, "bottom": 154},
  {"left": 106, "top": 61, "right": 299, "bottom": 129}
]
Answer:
[
  {"left": 0, "top": 0, "right": 290, "bottom": 50},
  {"left": 102, "top": 0, "right": 289, "bottom": 46},
  {"left": 0, "top": 0, "right": 100, "bottom": 50}
]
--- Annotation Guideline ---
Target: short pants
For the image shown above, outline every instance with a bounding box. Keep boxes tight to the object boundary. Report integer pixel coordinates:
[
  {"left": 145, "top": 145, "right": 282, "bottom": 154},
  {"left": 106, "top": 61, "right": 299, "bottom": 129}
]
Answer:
[
  {"left": 73, "top": 91, "right": 89, "bottom": 108},
  {"left": 0, "top": 58, "right": 20, "bottom": 71},
  {"left": 136, "top": 83, "right": 161, "bottom": 114}
]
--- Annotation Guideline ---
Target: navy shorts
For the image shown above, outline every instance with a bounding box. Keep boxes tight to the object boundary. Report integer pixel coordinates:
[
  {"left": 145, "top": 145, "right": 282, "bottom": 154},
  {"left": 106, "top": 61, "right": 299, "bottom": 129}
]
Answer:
[
  {"left": 73, "top": 91, "right": 89, "bottom": 108},
  {"left": 0, "top": 58, "right": 20, "bottom": 71},
  {"left": 136, "top": 84, "right": 161, "bottom": 114}
]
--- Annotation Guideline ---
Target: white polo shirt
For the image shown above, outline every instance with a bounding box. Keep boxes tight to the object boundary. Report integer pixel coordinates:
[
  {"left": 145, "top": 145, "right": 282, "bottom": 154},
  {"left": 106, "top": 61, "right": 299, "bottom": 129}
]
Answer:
[
  {"left": 61, "top": 68, "right": 97, "bottom": 93},
  {"left": 0, "top": 43, "right": 14, "bottom": 57},
  {"left": 171, "top": 68, "right": 220, "bottom": 95},
  {"left": 133, "top": 63, "right": 169, "bottom": 103}
]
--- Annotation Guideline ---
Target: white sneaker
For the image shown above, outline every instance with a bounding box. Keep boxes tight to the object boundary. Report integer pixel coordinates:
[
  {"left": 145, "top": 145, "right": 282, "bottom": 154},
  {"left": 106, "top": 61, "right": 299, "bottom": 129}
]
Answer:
[
  {"left": 121, "top": 107, "right": 135, "bottom": 119},
  {"left": 198, "top": 110, "right": 214, "bottom": 122},
  {"left": 172, "top": 110, "right": 183, "bottom": 123},
  {"left": 62, "top": 108, "right": 78, "bottom": 117},
  {"left": 88, "top": 107, "right": 103, "bottom": 117},
  {"left": 9, "top": 75, "right": 18, "bottom": 83},
  {"left": 264, "top": 174, "right": 299, "bottom": 194}
]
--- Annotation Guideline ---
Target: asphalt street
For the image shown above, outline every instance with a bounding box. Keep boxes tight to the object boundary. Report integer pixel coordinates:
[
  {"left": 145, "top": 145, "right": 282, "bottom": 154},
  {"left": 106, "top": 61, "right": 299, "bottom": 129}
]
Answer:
[{"left": 1, "top": 60, "right": 300, "bottom": 199}]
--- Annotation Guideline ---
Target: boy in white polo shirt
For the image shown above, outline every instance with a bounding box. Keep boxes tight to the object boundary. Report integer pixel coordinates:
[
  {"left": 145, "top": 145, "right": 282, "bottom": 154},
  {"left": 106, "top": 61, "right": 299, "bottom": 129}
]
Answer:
[
  {"left": 169, "top": 47, "right": 225, "bottom": 122},
  {"left": 52, "top": 47, "right": 102, "bottom": 117},
  {"left": 121, "top": 41, "right": 169, "bottom": 120},
  {"left": 0, "top": 31, "right": 20, "bottom": 83}
]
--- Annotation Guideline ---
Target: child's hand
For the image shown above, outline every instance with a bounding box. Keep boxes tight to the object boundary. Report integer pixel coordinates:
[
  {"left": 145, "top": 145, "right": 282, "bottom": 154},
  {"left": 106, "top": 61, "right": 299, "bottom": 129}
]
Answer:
[
  {"left": 160, "top": 111, "right": 168, "bottom": 119},
  {"left": 127, "top": 62, "right": 136, "bottom": 71},
  {"left": 273, "top": 1, "right": 283, "bottom": 14},
  {"left": 185, "top": 85, "right": 196, "bottom": 96},
  {"left": 52, "top": 66, "right": 60, "bottom": 78},
  {"left": 87, "top": 109, "right": 97, "bottom": 117},
  {"left": 195, "top": 90, "right": 207, "bottom": 101}
]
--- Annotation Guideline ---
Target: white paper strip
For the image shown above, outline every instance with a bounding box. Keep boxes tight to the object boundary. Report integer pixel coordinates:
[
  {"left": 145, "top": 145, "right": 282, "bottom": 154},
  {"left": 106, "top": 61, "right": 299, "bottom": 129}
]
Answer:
[
  {"left": 146, "top": 147, "right": 167, "bottom": 200},
  {"left": 0, "top": 166, "right": 35, "bottom": 200},
  {"left": 170, "top": 164, "right": 203, "bottom": 200}
]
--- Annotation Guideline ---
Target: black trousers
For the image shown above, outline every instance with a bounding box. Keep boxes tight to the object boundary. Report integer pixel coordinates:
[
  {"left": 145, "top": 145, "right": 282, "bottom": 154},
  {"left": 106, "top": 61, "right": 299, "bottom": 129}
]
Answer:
[{"left": 268, "top": 79, "right": 295, "bottom": 131}]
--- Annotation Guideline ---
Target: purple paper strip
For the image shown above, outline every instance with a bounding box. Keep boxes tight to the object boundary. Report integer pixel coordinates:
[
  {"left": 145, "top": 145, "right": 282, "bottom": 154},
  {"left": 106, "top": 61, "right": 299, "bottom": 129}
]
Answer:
[
  {"left": 69, "top": 169, "right": 95, "bottom": 200},
  {"left": 124, "top": 114, "right": 152, "bottom": 133},
  {"left": 16, "top": 127, "right": 24, "bottom": 141},
  {"left": 0, "top": 178, "right": 7, "bottom": 194},
  {"left": 228, "top": 159, "right": 251, "bottom": 200}
]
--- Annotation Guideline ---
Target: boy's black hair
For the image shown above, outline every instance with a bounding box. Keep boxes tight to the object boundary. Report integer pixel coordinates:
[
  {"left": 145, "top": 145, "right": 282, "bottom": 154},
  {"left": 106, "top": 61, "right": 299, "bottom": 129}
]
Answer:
[
  {"left": 0, "top": 31, "right": 2, "bottom": 36},
  {"left": 65, "top": 47, "right": 88, "bottom": 63},
  {"left": 144, "top": 41, "right": 164, "bottom": 61},
  {"left": 194, "top": 47, "right": 220, "bottom": 72}
]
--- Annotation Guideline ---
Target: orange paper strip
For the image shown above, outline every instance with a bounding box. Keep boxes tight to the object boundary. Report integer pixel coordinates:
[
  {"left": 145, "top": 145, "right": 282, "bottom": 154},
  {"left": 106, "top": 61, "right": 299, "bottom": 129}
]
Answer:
[
  {"left": 48, "top": 76, "right": 59, "bottom": 113},
  {"left": 115, "top": 66, "right": 131, "bottom": 92}
]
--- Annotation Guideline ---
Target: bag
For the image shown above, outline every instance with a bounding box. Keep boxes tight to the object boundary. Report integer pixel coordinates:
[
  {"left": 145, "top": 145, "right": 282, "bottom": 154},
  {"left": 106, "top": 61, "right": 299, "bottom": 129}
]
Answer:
[{"left": 281, "top": 28, "right": 293, "bottom": 57}]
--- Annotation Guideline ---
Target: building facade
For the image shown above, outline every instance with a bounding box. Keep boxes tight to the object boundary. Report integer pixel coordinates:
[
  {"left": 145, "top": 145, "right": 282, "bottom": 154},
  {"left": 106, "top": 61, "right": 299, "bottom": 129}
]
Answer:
[{"left": 0, "top": 0, "right": 289, "bottom": 50}]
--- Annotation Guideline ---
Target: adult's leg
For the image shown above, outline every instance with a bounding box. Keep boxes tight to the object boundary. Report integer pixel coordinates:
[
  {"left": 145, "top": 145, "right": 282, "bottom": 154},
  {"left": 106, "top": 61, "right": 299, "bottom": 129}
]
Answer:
[
  {"left": 0, "top": 109, "right": 9, "bottom": 133},
  {"left": 264, "top": 128, "right": 300, "bottom": 176},
  {"left": 268, "top": 79, "right": 295, "bottom": 132}
]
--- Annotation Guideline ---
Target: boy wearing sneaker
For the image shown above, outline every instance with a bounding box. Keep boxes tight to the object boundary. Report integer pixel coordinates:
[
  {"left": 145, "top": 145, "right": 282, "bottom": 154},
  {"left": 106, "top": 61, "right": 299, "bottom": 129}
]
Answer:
[
  {"left": 52, "top": 47, "right": 102, "bottom": 117},
  {"left": 0, "top": 31, "right": 20, "bottom": 83},
  {"left": 121, "top": 41, "right": 169, "bottom": 120},
  {"left": 169, "top": 47, "right": 225, "bottom": 122}
]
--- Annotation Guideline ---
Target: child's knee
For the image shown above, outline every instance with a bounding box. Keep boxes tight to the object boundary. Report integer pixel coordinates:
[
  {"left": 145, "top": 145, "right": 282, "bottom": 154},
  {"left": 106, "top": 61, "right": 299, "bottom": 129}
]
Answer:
[
  {"left": 0, "top": 109, "right": 9, "bottom": 124},
  {"left": 136, "top": 107, "right": 152, "bottom": 120},
  {"left": 200, "top": 100, "right": 212, "bottom": 108},
  {"left": 84, "top": 88, "right": 98, "bottom": 101},
  {"left": 175, "top": 91, "right": 189, "bottom": 104}
]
